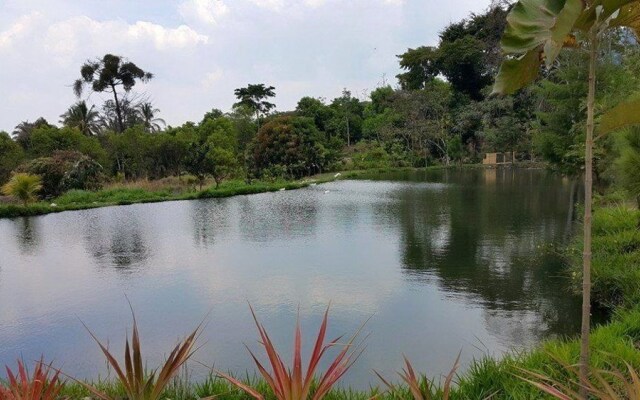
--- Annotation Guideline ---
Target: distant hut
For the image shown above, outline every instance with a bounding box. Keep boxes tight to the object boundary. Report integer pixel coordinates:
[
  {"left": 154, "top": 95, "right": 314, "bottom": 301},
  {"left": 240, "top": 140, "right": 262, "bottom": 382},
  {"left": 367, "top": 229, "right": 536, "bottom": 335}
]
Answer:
[{"left": 482, "top": 152, "right": 515, "bottom": 165}]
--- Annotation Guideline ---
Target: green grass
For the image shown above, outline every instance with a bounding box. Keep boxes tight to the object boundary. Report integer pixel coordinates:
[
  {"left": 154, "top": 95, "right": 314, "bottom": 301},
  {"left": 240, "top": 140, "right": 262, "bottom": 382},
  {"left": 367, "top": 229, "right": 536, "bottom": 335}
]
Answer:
[{"left": 567, "top": 205, "right": 640, "bottom": 310}]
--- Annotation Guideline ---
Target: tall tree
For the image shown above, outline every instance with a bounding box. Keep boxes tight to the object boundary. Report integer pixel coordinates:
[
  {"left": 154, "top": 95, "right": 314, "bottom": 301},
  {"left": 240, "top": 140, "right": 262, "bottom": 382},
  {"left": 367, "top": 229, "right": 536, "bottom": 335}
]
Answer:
[
  {"left": 12, "top": 118, "right": 51, "bottom": 149},
  {"left": 329, "top": 89, "right": 364, "bottom": 146},
  {"left": 60, "top": 101, "right": 101, "bottom": 136},
  {"left": 233, "top": 84, "right": 276, "bottom": 128},
  {"left": 73, "top": 54, "right": 153, "bottom": 133},
  {"left": 136, "top": 102, "right": 166, "bottom": 133},
  {"left": 492, "top": 1, "right": 640, "bottom": 395}
]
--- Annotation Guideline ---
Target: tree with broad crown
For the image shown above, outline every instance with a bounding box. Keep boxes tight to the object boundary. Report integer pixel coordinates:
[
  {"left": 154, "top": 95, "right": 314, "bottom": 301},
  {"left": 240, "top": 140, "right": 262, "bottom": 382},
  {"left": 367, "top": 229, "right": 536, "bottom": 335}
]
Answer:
[
  {"left": 492, "top": 1, "right": 640, "bottom": 396},
  {"left": 233, "top": 84, "right": 276, "bottom": 129},
  {"left": 73, "top": 54, "right": 153, "bottom": 133}
]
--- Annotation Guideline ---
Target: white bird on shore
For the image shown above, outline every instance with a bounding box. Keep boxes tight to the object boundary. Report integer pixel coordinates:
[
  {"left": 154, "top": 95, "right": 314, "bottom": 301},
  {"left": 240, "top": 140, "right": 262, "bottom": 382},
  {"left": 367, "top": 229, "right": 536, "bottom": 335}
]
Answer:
[{"left": 334, "top": 173, "right": 341, "bottom": 178}]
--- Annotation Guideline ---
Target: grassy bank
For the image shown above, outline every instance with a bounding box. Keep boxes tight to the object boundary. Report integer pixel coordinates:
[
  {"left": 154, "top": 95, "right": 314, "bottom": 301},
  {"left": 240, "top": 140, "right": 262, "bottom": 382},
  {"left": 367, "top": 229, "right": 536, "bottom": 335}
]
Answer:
[
  {"left": 0, "top": 177, "right": 333, "bottom": 219},
  {"left": 0, "top": 165, "right": 491, "bottom": 219},
  {"left": 567, "top": 204, "right": 640, "bottom": 311}
]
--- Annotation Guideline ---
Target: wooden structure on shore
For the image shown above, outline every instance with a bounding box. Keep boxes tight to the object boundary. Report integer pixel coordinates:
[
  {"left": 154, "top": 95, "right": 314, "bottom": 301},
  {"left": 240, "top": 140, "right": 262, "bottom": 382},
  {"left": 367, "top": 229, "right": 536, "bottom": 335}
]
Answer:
[{"left": 483, "top": 152, "right": 515, "bottom": 165}]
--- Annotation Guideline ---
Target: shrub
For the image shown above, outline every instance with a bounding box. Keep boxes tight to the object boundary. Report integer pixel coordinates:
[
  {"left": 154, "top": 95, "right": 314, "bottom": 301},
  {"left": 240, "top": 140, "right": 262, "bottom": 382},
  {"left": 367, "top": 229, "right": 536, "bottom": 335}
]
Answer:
[
  {"left": 17, "top": 151, "right": 103, "bottom": 198},
  {"left": 0, "top": 359, "right": 64, "bottom": 400},
  {"left": 1, "top": 173, "right": 42, "bottom": 206}
]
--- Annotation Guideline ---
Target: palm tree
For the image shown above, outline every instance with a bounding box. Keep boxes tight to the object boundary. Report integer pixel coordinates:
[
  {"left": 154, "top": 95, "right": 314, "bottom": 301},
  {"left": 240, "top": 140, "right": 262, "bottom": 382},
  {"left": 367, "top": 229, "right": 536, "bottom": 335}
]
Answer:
[
  {"left": 136, "top": 102, "right": 165, "bottom": 133},
  {"left": 12, "top": 118, "right": 51, "bottom": 148},
  {"left": 60, "top": 101, "right": 101, "bottom": 136}
]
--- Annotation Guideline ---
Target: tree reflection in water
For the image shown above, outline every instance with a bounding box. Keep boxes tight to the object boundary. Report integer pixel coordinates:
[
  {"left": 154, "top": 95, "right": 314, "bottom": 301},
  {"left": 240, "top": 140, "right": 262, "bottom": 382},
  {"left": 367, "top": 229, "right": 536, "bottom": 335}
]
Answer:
[{"left": 367, "top": 168, "right": 582, "bottom": 343}]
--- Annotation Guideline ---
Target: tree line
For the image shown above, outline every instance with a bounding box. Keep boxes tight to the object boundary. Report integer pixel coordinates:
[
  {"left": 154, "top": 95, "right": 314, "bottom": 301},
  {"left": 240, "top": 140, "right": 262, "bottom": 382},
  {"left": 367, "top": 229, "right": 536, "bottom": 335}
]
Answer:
[{"left": 2, "top": 3, "right": 640, "bottom": 201}]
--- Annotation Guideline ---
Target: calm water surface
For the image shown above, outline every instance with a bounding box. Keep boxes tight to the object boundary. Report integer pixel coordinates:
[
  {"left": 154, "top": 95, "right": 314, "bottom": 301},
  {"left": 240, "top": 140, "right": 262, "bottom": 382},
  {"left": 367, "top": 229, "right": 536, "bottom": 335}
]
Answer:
[{"left": 0, "top": 169, "right": 581, "bottom": 387}]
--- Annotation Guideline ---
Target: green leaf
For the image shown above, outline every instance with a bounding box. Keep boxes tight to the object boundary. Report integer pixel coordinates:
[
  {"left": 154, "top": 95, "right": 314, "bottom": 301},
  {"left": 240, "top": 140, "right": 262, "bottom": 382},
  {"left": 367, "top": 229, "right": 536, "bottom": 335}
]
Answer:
[
  {"left": 492, "top": 47, "right": 543, "bottom": 95},
  {"left": 608, "top": 2, "right": 640, "bottom": 36},
  {"left": 575, "top": 1, "right": 640, "bottom": 33},
  {"left": 493, "top": 0, "right": 585, "bottom": 94},
  {"left": 501, "top": 0, "right": 584, "bottom": 67},
  {"left": 597, "top": 97, "right": 640, "bottom": 136}
]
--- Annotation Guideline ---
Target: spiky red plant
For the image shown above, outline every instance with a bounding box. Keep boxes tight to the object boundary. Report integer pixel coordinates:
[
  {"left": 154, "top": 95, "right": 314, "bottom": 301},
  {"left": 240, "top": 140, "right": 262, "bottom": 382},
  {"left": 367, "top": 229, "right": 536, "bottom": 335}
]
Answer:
[
  {"left": 375, "top": 354, "right": 460, "bottom": 400},
  {"left": 74, "top": 304, "right": 204, "bottom": 400},
  {"left": 217, "top": 305, "right": 366, "bottom": 400},
  {"left": 0, "top": 359, "right": 64, "bottom": 400}
]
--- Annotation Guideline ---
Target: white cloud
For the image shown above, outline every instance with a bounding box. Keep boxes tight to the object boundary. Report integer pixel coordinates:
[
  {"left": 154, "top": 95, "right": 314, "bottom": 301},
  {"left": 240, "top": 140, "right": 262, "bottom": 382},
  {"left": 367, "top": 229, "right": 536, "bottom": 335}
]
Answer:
[
  {"left": 248, "top": 0, "right": 285, "bottom": 11},
  {"left": 303, "top": 0, "right": 326, "bottom": 7},
  {"left": 246, "top": 0, "right": 403, "bottom": 11},
  {"left": 0, "top": 12, "right": 42, "bottom": 49},
  {"left": 127, "top": 22, "right": 209, "bottom": 50},
  {"left": 43, "top": 17, "right": 208, "bottom": 64},
  {"left": 179, "top": 0, "right": 229, "bottom": 24},
  {"left": 202, "top": 68, "right": 224, "bottom": 87}
]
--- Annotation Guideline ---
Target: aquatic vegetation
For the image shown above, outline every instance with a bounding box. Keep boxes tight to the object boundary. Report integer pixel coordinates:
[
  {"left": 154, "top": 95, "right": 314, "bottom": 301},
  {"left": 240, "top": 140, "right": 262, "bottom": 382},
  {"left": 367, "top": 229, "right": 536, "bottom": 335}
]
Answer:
[
  {"left": 0, "top": 359, "right": 64, "bottom": 400},
  {"left": 217, "top": 305, "right": 367, "bottom": 400}
]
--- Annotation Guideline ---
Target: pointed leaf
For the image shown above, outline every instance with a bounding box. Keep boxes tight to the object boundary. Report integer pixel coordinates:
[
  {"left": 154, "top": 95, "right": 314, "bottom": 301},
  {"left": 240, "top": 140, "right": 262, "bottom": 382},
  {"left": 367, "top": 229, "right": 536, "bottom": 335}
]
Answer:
[
  {"left": 597, "top": 97, "right": 640, "bottom": 136},
  {"left": 492, "top": 47, "right": 543, "bottom": 95}
]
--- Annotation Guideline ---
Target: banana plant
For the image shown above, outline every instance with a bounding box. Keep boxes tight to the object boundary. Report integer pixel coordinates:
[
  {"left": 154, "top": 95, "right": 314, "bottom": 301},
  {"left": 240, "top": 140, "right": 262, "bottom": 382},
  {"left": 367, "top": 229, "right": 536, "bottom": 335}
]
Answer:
[{"left": 492, "top": 1, "right": 640, "bottom": 398}]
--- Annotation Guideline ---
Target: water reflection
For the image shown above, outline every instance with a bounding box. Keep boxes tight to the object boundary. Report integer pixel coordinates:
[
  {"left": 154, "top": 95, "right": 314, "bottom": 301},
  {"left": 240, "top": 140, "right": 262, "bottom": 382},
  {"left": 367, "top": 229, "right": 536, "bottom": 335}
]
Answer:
[
  {"left": 81, "top": 210, "right": 150, "bottom": 271},
  {"left": 13, "top": 217, "right": 41, "bottom": 254},
  {"left": 190, "top": 199, "right": 231, "bottom": 248},
  {"left": 238, "top": 192, "right": 320, "bottom": 242},
  {"left": 363, "top": 169, "right": 582, "bottom": 341}
]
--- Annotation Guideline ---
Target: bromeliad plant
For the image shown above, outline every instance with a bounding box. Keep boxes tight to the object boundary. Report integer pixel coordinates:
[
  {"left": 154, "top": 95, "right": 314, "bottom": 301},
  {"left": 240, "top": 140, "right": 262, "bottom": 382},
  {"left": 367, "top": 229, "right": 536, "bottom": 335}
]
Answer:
[
  {"left": 217, "top": 305, "right": 367, "bottom": 400},
  {"left": 492, "top": 1, "right": 640, "bottom": 396},
  {"left": 76, "top": 307, "right": 204, "bottom": 400},
  {"left": 374, "top": 355, "right": 460, "bottom": 400},
  {"left": 0, "top": 359, "right": 65, "bottom": 400}
]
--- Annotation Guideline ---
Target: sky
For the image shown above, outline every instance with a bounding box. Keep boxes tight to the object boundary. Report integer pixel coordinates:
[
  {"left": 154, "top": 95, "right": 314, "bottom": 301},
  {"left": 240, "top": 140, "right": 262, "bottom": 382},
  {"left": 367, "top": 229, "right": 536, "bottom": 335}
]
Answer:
[{"left": 0, "top": 0, "right": 493, "bottom": 132}]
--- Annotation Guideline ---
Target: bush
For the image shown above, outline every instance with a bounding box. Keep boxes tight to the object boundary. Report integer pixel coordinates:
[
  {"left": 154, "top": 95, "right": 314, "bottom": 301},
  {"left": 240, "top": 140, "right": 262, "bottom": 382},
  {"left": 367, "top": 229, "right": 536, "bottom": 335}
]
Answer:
[
  {"left": 350, "top": 142, "right": 391, "bottom": 170},
  {"left": 17, "top": 151, "right": 103, "bottom": 198},
  {"left": 1, "top": 173, "right": 42, "bottom": 206}
]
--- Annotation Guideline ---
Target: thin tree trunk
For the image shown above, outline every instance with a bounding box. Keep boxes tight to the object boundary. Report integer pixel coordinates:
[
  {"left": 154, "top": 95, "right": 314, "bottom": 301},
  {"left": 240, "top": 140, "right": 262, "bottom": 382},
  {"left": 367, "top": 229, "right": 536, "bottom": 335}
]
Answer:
[
  {"left": 579, "top": 26, "right": 598, "bottom": 400},
  {"left": 111, "top": 83, "right": 124, "bottom": 133}
]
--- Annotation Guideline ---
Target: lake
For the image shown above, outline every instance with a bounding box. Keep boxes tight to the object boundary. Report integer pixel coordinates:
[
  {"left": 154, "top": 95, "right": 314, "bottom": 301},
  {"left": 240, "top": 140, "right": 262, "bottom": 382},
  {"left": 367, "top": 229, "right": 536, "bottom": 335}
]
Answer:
[{"left": 0, "top": 168, "right": 582, "bottom": 388}]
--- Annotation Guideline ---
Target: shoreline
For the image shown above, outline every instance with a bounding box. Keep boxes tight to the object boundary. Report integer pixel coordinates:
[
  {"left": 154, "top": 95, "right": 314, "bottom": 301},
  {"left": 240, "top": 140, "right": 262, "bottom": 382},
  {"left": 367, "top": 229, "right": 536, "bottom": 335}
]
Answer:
[{"left": 0, "top": 164, "right": 509, "bottom": 220}]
